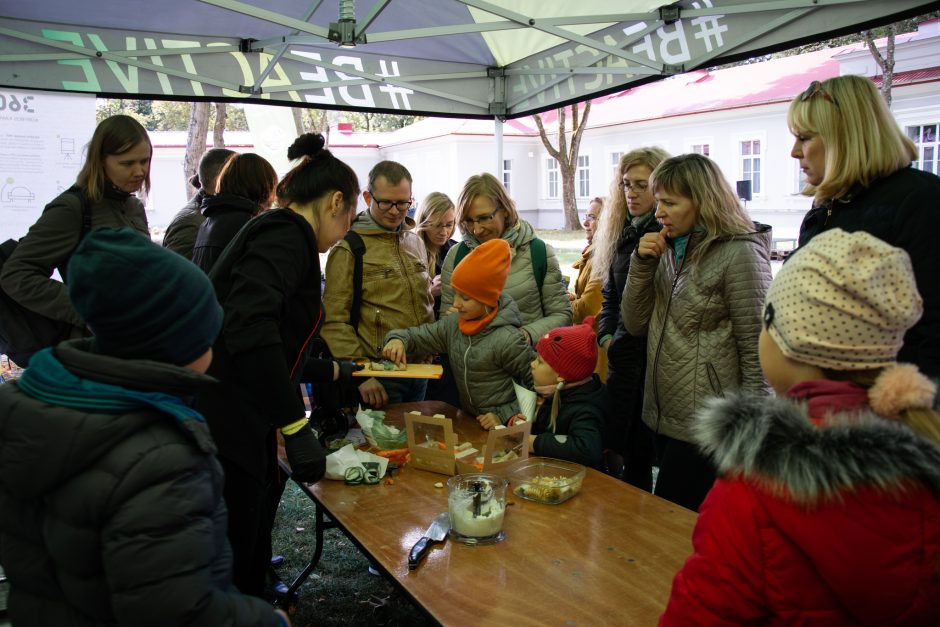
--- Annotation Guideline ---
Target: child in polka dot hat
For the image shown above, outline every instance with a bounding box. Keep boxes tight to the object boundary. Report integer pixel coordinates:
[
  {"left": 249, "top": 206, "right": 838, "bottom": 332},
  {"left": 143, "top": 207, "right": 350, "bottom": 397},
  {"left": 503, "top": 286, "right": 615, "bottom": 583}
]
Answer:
[{"left": 661, "top": 228, "right": 940, "bottom": 625}]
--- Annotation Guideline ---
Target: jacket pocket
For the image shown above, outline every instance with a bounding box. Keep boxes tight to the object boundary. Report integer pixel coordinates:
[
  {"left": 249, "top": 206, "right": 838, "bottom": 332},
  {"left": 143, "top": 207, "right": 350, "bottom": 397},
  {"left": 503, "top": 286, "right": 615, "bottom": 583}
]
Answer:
[{"left": 706, "top": 362, "right": 724, "bottom": 397}]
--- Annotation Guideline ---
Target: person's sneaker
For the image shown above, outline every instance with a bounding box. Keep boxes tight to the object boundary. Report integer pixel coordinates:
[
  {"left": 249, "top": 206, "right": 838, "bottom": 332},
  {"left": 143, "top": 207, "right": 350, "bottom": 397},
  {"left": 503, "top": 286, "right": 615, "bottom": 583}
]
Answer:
[
  {"left": 270, "top": 555, "right": 285, "bottom": 568},
  {"left": 367, "top": 564, "right": 381, "bottom": 576}
]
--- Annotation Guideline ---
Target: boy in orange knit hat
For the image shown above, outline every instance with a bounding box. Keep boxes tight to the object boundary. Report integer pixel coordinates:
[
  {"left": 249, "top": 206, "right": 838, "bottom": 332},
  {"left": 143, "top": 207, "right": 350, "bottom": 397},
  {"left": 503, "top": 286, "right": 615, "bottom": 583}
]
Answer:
[
  {"left": 525, "top": 316, "right": 605, "bottom": 468},
  {"left": 383, "top": 239, "right": 534, "bottom": 428}
]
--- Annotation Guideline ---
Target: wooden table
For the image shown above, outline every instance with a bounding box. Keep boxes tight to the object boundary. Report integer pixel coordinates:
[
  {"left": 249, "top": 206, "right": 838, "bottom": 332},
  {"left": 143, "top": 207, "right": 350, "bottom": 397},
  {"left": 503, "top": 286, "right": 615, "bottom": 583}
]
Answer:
[{"left": 301, "top": 401, "right": 697, "bottom": 626}]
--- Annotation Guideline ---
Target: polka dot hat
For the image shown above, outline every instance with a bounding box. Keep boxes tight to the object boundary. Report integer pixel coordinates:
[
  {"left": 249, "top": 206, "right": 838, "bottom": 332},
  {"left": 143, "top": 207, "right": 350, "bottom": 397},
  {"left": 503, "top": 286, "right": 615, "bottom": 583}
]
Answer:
[{"left": 764, "top": 228, "right": 923, "bottom": 370}]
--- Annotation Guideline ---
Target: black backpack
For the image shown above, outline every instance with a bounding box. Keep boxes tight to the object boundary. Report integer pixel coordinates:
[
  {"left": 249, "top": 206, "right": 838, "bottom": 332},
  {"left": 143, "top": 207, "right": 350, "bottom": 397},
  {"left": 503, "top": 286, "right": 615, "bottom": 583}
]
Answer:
[{"left": 0, "top": 187, "right": 91, "bottom": 366}]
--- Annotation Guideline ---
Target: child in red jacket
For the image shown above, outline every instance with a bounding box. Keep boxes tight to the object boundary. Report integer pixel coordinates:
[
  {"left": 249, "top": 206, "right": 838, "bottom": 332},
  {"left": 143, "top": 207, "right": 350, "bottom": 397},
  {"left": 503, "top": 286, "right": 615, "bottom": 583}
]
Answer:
[{"left": 661, "top": 228, "right": 940, "bottom": 626}]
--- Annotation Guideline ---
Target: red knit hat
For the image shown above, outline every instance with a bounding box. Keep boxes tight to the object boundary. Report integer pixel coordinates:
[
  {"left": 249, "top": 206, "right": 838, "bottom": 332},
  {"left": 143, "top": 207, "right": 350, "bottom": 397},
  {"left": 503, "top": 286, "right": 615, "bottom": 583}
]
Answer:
[
  {"left": 450, "top": 239, "right": 512, "bottom": 307},
  {"left": 536, "top": 316, "right": 598, "bottom": 381}
]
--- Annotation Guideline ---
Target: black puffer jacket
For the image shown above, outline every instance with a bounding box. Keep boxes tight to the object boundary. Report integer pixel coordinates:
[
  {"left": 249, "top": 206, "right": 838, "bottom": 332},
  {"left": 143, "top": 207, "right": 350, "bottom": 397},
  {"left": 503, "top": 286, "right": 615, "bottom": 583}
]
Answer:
[
  {"left": 0, "top": 340, "right": 280, "bottom": 627},
  {"left": 198, "top": 208, "right": 332, "bottom": 481},
  {"left": 596, "top": 211, "right": 661, "bottom": 373},
  {"left": 532, "top": 376, "right": 605, "bottom": 469},
  {"left": 191, "top": 192, "right": 259, "bottom": 274},
  {"left": 798, "top": 166, "right": 940, "bottom": 378}
]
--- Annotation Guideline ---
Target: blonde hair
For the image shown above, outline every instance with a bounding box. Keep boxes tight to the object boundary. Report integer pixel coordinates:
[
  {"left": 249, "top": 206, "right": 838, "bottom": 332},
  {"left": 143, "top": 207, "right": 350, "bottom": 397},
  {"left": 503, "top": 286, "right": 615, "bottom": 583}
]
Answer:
[
  {"left": 76, "top": 115, "right": 152, "bottom": 202},
  {"left": 825, "top": 369, "right": 940, "bottom": 447},
  {"left": 415, "top": 191, "right": 455, "bottom": 269},
  {"left": 787, "top": 75, "right": 916, "bottom": 204},
  {"left": 592, "top": 147, "right": 670, "bottom": 280},
  {"left": 457, "top": 173, "right": 518, "bottom": 232},
  {"left": 649, "top": 153, "right": 754, "bottom": 267}
]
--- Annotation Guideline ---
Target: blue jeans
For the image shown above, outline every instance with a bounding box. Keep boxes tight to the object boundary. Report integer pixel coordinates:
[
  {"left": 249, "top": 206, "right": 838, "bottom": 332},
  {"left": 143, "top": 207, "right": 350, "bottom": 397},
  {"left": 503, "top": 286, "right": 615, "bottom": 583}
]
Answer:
[{"left": 380, "top": 377, "right": 427, "bottom": 404}]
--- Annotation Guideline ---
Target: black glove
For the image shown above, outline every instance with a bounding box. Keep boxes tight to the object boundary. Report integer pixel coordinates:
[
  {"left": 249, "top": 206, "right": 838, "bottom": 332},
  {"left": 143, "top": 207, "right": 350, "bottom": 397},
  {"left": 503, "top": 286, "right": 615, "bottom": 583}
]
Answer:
[
  {"left": 336, "top": 360, "right": 365, "bottom": 384},
  {"left": 283, "top": 424, "right": 327, "bottom": 484}
]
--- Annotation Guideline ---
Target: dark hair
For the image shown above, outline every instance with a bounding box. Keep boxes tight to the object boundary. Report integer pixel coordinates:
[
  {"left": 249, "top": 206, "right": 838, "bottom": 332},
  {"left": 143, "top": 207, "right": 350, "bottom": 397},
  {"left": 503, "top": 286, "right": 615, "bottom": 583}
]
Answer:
[
  {"left": 367, "top": 160, "right": 412, "bottom": 191},
  {"left": 191, "top": 148, "right": 236, "bottom": 189},
  {"left": 76, "top": 115, "right": 152, "bottom": 202},
  {"left": 217, "top": 153, "right": 278, "bottom": 206},
  {"left": 277, "top": 133, "right": 360, "bottom": 212}
]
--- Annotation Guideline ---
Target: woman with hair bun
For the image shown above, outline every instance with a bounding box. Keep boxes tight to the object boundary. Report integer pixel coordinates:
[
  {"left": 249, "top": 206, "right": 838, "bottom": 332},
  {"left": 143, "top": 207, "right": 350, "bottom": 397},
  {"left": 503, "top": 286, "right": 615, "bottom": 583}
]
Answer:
[
  {"left": 192, "top": 152, "right": 278, "bottom": 274},
  {"left": 196, "top": 133, "right": 364, "bottom": 597}
]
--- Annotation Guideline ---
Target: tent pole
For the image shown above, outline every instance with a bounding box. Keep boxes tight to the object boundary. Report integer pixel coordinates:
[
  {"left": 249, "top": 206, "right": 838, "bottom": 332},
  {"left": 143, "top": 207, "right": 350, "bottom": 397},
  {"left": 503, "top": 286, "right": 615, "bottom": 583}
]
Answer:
[{"left": 495, "top": 117, "right": 504, "bottom": 181}]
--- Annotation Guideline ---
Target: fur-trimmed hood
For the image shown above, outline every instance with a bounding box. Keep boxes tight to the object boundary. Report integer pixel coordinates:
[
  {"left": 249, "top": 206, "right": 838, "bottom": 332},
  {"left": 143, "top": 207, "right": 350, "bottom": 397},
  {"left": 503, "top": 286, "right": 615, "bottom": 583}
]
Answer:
[{"left": 693, "top": 394, "right": 940, "bottom": 504}]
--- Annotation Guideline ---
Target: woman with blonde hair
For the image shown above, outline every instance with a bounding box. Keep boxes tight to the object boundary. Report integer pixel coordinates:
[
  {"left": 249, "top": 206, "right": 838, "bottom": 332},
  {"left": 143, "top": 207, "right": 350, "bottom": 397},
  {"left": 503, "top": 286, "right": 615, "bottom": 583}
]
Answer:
[
  {"left": 592, "top": 147, "right": 669, "bottom": 483},
  {"left": 440, "top": 172, "right": 570, "bottom": 345},
  {"left": 568, "top": 197, "right": 606, "bottom": 379},
  {"left": 1, "top": 114, "right": 151, "bottom": 362},
  {"left": 623, "top": 153, "right": 772, "bottom": 511},
  {"left": 790, "top": 74, "right": 940, "bottom": 378},
  {"left": 414, "top": 191, "right": 457, "bottom": 319}
]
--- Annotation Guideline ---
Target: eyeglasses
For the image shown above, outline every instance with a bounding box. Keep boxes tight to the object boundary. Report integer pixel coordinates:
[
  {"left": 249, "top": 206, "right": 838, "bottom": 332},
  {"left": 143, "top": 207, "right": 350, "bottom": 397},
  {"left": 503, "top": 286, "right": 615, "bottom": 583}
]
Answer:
[
  {"left": 621, "top": 180, "right": 649, "bottom": 193},
  {"left": 800, "top": 80, "right": 839, "bottom": 108},
  {"left": 462, "top": 209, "right": 501, "bottom": 228},
  {"left": 369, "top": 193, "right": 414, "bottom": 212}
]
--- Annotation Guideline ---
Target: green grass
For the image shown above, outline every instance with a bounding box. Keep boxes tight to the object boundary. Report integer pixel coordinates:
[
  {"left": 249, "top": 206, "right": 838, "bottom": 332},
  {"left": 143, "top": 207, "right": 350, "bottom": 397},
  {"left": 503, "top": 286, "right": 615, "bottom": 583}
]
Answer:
[{"left": 271, "top": 482, "right": 437, "bottom": 627}]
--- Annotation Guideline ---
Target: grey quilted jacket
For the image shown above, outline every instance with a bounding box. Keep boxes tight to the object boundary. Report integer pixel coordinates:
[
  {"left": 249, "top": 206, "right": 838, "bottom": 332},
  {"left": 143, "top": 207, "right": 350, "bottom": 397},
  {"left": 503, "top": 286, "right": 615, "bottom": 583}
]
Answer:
[
  {"left": 439, "top": 219, "right": 571, "bottom": 342},
  {"left": 622, "top": 225, "right": 772, "bottom": 442},
  {"left": 385, "top": 293, "right": 535, "bottom": 422}
]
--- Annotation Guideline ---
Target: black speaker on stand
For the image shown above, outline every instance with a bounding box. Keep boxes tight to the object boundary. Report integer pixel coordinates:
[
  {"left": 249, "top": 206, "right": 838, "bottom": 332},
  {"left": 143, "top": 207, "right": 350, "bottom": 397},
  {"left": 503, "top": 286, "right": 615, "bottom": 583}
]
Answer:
[{"left": 736, "top": 179, "right": 752, "bottom": 208}]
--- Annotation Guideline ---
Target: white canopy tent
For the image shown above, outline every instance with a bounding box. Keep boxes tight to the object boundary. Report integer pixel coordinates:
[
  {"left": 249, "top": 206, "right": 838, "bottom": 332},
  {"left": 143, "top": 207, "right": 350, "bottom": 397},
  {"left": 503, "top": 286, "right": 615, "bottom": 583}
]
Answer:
[{"left": 1, "top": 1, "right": 935, "bottom": 119}]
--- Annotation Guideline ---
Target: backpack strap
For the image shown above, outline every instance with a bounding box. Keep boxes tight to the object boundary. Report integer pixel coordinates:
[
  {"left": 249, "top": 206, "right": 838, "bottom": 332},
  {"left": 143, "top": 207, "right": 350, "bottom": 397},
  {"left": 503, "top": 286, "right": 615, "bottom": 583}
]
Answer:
[
  {"left": 453, "top": 241, "right": 471, "bottom": 267},
  {"left": 343, "top": 230, "right": 366, "bottom": 331},
  {"left": 66, "top": 185, "right": 92, "bottom": 238},
  {"left": 530, "top": 237, "right": 547, "bottom": 291}
]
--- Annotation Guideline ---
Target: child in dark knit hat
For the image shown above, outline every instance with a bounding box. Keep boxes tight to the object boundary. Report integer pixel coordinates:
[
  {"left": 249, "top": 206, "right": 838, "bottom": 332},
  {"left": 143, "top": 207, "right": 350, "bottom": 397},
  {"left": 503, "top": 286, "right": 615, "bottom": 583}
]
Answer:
[
  {"left": 383, "top": 239, "right": 534, "bottom": 429},
  {"left": 526, "top": 316, "right": 605, "bottom": 468},
  {"left": 0, "top": 228, "right": 291, "bottom": 627}
]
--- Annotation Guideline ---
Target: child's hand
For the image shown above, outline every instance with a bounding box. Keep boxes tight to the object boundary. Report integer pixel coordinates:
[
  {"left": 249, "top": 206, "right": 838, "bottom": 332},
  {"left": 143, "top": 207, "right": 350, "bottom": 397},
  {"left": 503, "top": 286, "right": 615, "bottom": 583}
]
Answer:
[
  {"left": 476, "top": 413, "right": 500, "bottom": 430},
  {"left": 507, "top": 413, "right": 528, "bottom": 427},
  {"left": 637, "top": 226, "right": 669, "bottom": 259},
  {"left": 382, "top": 339, "right": 407, "bottom": 365}
]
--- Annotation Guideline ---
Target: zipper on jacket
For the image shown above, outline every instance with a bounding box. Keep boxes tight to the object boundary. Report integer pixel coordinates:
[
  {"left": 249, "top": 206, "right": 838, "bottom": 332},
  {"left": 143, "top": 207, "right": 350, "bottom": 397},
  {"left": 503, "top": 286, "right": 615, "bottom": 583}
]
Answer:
[
  {"left": 651, "top": 254, "right": 684, "bottom": 435},
  {"left": 373, "top": 308, "right": 382, "bottom": 356},
  {"left": 463, "top": 336, "right": 473, "bottom": 409}
]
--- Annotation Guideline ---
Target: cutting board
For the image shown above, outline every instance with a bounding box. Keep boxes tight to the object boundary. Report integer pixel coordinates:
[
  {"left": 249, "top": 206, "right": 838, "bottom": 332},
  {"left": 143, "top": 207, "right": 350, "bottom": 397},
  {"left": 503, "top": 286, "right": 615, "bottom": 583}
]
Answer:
[{"left": 352, "top": 362, "right": 443, "bottom": 379}]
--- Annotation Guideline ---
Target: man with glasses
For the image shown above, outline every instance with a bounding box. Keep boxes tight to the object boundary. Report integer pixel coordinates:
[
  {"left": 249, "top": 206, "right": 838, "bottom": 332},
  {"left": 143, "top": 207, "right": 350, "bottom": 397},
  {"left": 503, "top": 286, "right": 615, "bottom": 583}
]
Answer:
[{"left": 321, "top": 161, "right": 434, "bottom": 407}]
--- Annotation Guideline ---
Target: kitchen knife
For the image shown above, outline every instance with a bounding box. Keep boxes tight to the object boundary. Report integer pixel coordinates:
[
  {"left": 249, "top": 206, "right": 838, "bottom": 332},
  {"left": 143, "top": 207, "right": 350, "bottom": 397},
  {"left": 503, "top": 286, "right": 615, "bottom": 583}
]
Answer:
[{"left": 408, "top": 512, "right": 450, "bottom": 570}]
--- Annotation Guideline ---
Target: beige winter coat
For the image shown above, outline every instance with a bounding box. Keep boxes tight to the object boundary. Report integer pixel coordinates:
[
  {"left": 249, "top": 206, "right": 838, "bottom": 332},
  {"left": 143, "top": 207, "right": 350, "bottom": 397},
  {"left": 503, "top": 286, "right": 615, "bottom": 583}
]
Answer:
[
  {"left": 321, "top": 210, "right": 434, "bottom": 360},
  {"left": 622, "top": 226, "right": 772, "bottom": 443}
]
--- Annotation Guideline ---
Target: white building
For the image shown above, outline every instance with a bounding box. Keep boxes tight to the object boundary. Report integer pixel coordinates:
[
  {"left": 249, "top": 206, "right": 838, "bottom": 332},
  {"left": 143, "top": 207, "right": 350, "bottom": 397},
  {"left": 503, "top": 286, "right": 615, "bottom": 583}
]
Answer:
[{"left": 147, "top": 21, "right": 940, "bottom": 247}]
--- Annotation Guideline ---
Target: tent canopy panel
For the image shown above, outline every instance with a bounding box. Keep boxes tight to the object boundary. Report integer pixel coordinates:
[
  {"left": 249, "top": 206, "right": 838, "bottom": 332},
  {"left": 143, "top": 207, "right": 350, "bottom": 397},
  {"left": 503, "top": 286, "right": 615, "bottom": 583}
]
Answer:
[{"left": 1, "top": 0, "right": 935, "bottom": 118}]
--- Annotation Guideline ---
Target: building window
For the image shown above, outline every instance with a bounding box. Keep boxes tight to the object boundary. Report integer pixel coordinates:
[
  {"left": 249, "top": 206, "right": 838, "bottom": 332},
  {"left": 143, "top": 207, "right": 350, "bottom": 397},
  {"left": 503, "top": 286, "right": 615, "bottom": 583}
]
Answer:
[
  {"left": 546, "top": 158, "right": 559, "bottom": 198},
  {"left": 577, "top": 154, "right": 590, "bottom": 198},
  {"left": 610, "top": 151, "right": 623, "bottom": 177},
  {"left": 692, "top": 143, "right": 710, "bottom": 156},
  {"left": 739, "top": 139, "right": 761, "bottom": 195},
  {"left": 908, "top": 123, "right": 939, "bottom": 174},
  {"left": 502, "top": 159, "right": 513, "bottom": 194},
  {"left": 794, "top": 164, "right": 808, "bottom": 194}
]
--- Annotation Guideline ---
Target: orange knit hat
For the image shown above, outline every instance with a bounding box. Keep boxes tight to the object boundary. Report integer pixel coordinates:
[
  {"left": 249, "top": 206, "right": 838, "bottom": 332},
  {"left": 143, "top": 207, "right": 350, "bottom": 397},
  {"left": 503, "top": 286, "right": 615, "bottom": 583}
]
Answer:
[{"left": 450, "top": 239, "right": 512, "bottom": 307}]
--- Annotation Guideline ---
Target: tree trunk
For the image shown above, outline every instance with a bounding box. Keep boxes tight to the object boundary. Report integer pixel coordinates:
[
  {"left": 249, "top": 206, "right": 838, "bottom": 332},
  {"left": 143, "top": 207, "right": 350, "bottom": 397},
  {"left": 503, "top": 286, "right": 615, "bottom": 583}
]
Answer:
[
  {"left": 213, "top": 103, "right": 226, "bottom": 148},
  {"left": 184, "top": 102, "right": 210, "bottom": 199},
  {"left": 864, "top": 25, "right": 896, "bottom": 108},
  {"left": 533, "top": 101, "right": 591, "bottom": 230},
  {"left": 291, "top": 107, "right": 304, "bottom": 136},
  {"left": 561, "top": 166, "right": 578, "bottom": 230}
]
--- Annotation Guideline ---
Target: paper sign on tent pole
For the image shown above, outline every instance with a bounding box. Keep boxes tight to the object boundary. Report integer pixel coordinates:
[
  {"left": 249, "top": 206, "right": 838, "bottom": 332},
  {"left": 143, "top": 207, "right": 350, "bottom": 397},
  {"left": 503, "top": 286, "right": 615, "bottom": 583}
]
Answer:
[{"left": 242, "top": 104, "right": 300, "bottom": 177}]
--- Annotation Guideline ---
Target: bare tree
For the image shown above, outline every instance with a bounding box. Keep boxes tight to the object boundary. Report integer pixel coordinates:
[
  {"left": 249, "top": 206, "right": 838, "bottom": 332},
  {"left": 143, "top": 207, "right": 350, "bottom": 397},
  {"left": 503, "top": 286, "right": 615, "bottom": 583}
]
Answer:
[
  {"left": 533, "top": 102, "right": 592, "bottom": 230},
  {"left": 304, "top": 108, "right": 331, "bottom": 145},
  {"left": 864, "top": 25, "right": 896, "bottom": 107},
  {"left": 183, "top": 102, "right": 210, "bottom": 199},
  {"left": 213, "top": 103, "right": 227, "bottom": 148}
]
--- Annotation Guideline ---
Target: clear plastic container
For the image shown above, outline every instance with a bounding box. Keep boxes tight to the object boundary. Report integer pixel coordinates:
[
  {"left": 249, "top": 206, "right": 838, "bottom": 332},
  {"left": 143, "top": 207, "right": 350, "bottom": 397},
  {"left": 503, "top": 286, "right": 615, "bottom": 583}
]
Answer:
[
  {"left": 447, "top": 473, "right": 508, "bottom": 545},
  {"left": 509, "top": 458, "right": 586, "bottom": 504}
]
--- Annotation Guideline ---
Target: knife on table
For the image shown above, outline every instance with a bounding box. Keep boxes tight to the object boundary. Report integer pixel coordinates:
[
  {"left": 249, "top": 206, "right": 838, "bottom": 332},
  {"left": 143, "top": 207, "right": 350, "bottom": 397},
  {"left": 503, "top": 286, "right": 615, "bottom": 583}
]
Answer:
[{"left": 408, "top": 512, "right": 450, "bottom": 570}]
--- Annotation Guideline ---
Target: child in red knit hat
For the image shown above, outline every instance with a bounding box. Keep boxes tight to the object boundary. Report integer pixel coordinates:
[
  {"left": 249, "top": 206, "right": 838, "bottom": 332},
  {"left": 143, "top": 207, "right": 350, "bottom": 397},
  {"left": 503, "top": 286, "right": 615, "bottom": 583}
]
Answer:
[
  {"left": 383, "top": 239, "right": 535, "bottom": 429},
  {"left": 525, "top": 316, "right": 605, "bottom": 468}
]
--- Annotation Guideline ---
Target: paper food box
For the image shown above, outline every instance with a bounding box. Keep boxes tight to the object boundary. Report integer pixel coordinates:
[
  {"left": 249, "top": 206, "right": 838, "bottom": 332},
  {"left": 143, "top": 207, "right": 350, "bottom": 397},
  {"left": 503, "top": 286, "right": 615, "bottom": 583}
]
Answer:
[
  {"left": 455, "top": 420, "right": 531, "bottom": 477},
  {"left": 405, "top": 412, "right": 458, "bottom": 476}
]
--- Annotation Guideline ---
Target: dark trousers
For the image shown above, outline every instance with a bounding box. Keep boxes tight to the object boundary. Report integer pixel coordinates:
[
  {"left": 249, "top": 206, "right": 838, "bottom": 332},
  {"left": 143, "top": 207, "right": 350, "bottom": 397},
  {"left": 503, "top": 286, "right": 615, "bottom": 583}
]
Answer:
[
  {"left": 380, "top": 376, "right": 427, "bottom": 404},
  {"left": 631, "top": 419, "right": 717, "bottom": 512},
  {"left": 221, "top": 458, "right": 269, "bottom": 597},
  {"left": 603, "top": 363, "right": 649, "bottom": 486},
  {"left": 424, "top": 354, "right": 461, "bottom": 407}
]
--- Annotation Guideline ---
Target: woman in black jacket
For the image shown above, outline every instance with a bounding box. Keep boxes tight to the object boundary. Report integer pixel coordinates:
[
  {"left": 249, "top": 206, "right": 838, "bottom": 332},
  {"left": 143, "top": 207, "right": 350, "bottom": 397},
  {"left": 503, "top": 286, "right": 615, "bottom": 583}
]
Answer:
[
  {"left": 196, "top": 133, "right": 362, "bottom": 597},
  {"left": 192, "top": 152, "right": 277, "bottom": 274},
  {"left": 789, "top": 75, "right": 940, "bottom": 379},
  {"left": 591, "top": 147, "right": 669, "bottom": 485}
]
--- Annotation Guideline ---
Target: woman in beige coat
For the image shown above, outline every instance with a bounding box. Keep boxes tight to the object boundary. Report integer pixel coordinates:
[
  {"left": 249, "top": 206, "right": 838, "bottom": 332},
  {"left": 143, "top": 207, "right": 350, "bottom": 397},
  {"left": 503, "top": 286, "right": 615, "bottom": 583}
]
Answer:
[
  {"left": 568, "top": 197, "right": 606, "bottom": 380},
  {"left": 622, "top": 154, "right": 771, "bottom": 511}
]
